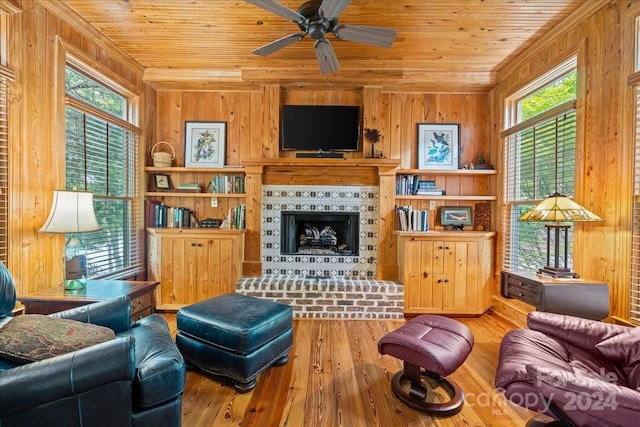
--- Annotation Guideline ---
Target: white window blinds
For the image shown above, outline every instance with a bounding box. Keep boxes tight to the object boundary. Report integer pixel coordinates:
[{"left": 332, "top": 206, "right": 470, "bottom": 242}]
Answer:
[
  {"left": 0, "top": 65, "right": 12, "bottom": 264},
  {"left": 65, "top": 66, "right": 143, "bottom": 279},
  {"left": 502, "top": 101, "right": 577, "bottom": 272}
]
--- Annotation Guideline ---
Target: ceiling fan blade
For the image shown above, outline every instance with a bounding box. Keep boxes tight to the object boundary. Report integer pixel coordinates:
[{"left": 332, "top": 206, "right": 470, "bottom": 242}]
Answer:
[
  {"left": 334, "top": 24, "right": 397, "bottom": 48},
  {"left": 314, "top": 39, "right": 340, "bottom": 74},
  {"left": 245, "top": 0, "right": 305, "bottom": 23},
  {"left": 252, "top": 33, "right": 305, "bottom": 56},
  {"left": 319, "top": 0, "right": 352, "bottom": 20}
]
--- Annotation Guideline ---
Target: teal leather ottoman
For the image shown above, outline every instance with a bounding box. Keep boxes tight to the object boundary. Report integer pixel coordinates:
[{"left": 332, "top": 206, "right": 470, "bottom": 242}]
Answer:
[{"left": 175, "top": 293, "right": 293, "bottom": 392}]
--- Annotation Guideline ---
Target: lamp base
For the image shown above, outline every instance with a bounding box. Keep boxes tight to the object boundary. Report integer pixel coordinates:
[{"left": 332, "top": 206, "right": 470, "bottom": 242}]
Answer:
[
  {"left": 537, "top": 266, "right": 580, "bottom": 279},
  {"left": 64, "top": 279, "right": 87, "bottom": 290}
]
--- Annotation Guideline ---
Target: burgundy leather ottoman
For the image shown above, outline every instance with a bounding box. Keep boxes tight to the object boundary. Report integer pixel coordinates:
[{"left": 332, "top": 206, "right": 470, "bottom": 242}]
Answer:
[{"left": 378, "top": 314, "right": 474, "bottom": 415}]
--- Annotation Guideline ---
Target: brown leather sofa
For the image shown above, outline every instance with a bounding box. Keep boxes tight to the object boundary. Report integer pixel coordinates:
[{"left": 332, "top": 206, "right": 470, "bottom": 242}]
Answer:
[{"left": 496, "top": 311, "right": 640, "bottom": 426}]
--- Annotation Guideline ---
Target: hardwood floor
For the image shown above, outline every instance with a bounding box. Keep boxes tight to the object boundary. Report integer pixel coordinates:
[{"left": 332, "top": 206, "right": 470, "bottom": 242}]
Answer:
[{"left": 159, "top": 310, "right": 540, "bottom": 426}]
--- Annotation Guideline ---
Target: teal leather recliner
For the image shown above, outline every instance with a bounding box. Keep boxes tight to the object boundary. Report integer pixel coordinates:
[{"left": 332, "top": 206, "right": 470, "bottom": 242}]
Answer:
[{"left": 0, "top": 262, "right": 186, "bottom": 427}]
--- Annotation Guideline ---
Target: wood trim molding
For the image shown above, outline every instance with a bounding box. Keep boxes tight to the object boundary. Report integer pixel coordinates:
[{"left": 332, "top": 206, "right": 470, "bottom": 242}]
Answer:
[
  {"left": 0, "top": 0, "right": 21, "bottom": 15},
  {"left": 36, "top": 0, "right": 145, "bottom": 75},
  {"left": 498, "top": 0, "right": 610, "bottom": 78}
]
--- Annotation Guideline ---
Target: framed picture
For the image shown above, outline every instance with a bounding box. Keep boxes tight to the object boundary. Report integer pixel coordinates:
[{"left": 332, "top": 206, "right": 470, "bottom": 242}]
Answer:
[
  {"left": 152, "top": 173, "right": 172, "bottom": 191},
  {"left": 184, "top": 121, "right": 226, "bottom": 167},
  {"left": 417, "top": 123, "right": 460, "bottom": 170},
  {"left": 439, "top": 206, "right": 473, "bottom": 229}
]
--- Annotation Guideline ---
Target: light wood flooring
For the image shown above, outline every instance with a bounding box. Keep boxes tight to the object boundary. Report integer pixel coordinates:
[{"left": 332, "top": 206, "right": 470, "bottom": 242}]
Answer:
[{"left": 159, "top": 310, "right": 541, "bottom": 426}]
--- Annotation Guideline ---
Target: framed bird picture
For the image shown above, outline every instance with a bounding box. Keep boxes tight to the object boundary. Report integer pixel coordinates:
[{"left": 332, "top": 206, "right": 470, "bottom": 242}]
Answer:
[{"left": 417, "top": 123, "right": 460, "bottom": 170}]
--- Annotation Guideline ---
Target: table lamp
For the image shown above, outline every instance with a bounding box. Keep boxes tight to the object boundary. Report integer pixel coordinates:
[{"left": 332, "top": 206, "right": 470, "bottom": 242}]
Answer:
[
  {"left": 39, "top": 190, "right": 101, "bottom": 290},
  {"left": 519, "top": 192, "right": 603, "bottom": 278}
]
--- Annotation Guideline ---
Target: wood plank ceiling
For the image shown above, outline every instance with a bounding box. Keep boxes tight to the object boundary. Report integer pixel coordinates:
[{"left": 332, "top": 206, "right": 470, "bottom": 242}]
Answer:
[{"left": 58, "top": 0, "right": 590, "bottom": 92}]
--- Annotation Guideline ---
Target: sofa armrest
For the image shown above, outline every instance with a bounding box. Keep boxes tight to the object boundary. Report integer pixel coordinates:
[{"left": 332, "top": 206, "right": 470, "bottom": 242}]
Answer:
[
  {"left": 51, "top": 295, "right": 132, "bottom": 333},
  {"left": 527, "top": 311, "right": 630, "bottom": 351},
  {"left": 0, "top": 336, "right": 135, "bottom": 417},
  {"left": 527, "top": 364, "right": 640, "bottom": 426}
]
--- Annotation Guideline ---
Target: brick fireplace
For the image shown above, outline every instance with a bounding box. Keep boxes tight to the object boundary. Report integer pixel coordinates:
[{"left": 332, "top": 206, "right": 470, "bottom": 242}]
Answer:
[{"left": 237, "top": 159, "right": 404, "bottom": 319}]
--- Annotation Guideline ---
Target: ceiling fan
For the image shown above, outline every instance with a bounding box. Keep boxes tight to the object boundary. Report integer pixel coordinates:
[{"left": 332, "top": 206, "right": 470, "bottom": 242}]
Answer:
[{"left": 245, "top": 0, "right": 397, "bottom": 74}]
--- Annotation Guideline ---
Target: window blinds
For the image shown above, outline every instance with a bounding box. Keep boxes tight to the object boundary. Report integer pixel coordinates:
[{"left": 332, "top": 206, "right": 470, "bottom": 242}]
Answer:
[
  {"left": 501, "top": 100, "right": 577, "bottom": 272},
  {"left": 65, "top": 87, "right": 143, "bottom": 280},
  {"left": 0, "top": 65, "right": 13, "bottom": 264}
]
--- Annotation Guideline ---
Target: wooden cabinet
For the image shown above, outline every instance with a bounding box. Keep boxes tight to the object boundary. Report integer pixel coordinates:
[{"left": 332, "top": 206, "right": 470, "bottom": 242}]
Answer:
[
  {"left": 397, "top": 231, "right": 495, "bottom": 315},
  {"left": 147, "top": 228, "right": 245, "bottom": 310}
]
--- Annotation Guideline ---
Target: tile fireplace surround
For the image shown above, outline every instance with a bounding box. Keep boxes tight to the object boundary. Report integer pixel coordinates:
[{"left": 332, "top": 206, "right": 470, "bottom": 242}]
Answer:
[
  {"left": 238, "top": 160, "right": 405, "bottom": 319},
  {"left": 261, "top": 184, "right": 378, "bottom": 278}
]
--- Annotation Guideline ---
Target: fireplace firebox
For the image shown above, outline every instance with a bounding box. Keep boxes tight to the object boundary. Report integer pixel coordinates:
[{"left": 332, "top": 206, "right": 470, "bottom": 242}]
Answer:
[{"left": 281, "top": 211, "right": 359, "bottom": 256}]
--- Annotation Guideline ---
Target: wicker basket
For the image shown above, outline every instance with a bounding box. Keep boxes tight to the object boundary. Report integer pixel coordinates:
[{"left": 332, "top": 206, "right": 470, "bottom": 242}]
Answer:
[{"left": 151, "top": 141, "right": 175, "bottom": 167}]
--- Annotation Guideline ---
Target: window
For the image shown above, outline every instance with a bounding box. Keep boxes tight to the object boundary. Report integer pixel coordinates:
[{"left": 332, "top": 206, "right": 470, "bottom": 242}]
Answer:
[
  {"left": 629, "top": 17, "right": 640, "bottom": 323},
  {"left": 0, "top": 13, "right": 13, "bottom": 264},
  {"left": 64, "top": 62, "right": 143, "bottom": 279},
  {"left": 502, "top": 58, "right": 577, "bottom": 272}
]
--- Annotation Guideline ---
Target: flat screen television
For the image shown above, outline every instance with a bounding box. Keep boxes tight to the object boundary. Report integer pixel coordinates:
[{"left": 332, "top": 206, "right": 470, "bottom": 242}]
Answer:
[{"left": 280, "top": 105, "right": 361, "bottom": 152}]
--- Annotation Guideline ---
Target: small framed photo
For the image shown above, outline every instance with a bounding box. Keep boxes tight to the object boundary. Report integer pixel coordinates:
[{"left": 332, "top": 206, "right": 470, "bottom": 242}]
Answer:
[
  {"left": 152, "top": 173, "right": 172, "bottom": 191},
  {"left": 417, "top": 123, "right": 460, "bottom": 170},
  {"left": 439, "top": 206, "right": 473, "bottom": 229},
  {"left": 184, "top": 121, "right": 226, "bottom": 168}
]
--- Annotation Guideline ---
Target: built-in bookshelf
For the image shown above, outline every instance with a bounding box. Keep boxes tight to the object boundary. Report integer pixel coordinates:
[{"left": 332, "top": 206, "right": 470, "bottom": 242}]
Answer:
[
  {"left": 394, "top": 168, "right": 497, "bottom": 231},
  {"left": 144, "top": 166, "right": 246, "bottom": 229}
]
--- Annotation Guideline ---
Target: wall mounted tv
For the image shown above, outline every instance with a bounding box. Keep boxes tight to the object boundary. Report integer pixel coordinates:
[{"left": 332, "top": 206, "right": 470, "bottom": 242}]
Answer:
[{"left": 281, "top": 105, "right": 361, "bottom": 152}]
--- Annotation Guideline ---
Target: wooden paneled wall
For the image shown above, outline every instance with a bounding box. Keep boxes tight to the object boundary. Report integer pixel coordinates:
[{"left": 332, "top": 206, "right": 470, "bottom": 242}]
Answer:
[
  {"left": 6, "top": 0, "right": 149, "bottom": 296},
  {"left": 490, "top": 1, "right": 633, "bottom": 325},
  {"left": 8, "top": 0, "right": 634, "bottom": 325},
  {"left": 153, "top": 88, "right": 490, "bottom": 280}
]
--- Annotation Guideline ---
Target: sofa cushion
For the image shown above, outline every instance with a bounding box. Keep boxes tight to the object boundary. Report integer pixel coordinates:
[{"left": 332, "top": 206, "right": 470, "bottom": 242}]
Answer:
[
  {"left": 0, "top": 314, "right": 115, "bottom": 365},
  {"left": 596, "top": 327, "right": 640, "bottom": 389}
]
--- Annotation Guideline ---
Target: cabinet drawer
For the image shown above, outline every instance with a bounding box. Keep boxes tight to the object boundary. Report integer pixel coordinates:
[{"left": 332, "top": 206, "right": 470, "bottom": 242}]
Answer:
[
  {"left": 130, "top": 292, "right": 153, "bottom": 317},
  {"left": 505, "top": 274, "right": 542, "bottom": 306},
  {"left": 131, "top": 307, "right": 153, "bottom": 322},
  {"left": 507, "top": 285, "right": 540, "bottom": 306}
]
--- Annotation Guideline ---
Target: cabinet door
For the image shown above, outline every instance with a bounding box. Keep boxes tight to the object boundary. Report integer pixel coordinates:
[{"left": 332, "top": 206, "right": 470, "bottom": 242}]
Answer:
[
  {"left": 441, "top": 241, "right": 479, "bottom": 311},
  {"left": 196, "top": 237, "right": 238, "bottom": 300},
  {"left": 404, "top": 240, "right": 444, "bottom": 311}
]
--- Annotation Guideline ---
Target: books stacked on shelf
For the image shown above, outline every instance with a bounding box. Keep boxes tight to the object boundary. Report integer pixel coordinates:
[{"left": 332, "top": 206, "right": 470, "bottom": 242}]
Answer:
[
  {"left": 145, "top": 200, "right": 195, "bottom": 228},
  {"left": 396, "top": 205, "right": 429, "bottom": 232},
  {"left": 220, "top": 204, "right": 246, "bottom": 229},
  {"left": 415, "top": 180, "right": 446, "bottom": 196},
  {"left": 395, "top": 175, "right": 445, "bottom": 196},
  {"left": 207, "top": 175, "right": 245, "bottom": 194},
  {"left": 175, "top": 183, "right": 202, "bottom": 193}
]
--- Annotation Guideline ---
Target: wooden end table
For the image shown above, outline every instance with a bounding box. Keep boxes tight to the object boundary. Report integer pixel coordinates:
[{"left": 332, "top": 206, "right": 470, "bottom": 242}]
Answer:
[{"left": 18, "top": 280, "right": 160, "bottom": 322}]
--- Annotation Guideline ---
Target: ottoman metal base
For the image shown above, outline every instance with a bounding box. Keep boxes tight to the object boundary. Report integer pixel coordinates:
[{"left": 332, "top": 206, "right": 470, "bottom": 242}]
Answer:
[
  {"left": 390, "top": 362, "right": 464, "bottom": 416},
  {"left": 176, "top": 293, "right": 293, "bottom": 392},
  {"left": 378, "top": 314, "right": 474, "bottom": 416}
]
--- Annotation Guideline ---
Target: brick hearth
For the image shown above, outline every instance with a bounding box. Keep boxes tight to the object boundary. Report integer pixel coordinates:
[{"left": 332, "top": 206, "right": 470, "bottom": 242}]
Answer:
[{"left": 237, "top": 275, "right": 404, "bottom": 319}]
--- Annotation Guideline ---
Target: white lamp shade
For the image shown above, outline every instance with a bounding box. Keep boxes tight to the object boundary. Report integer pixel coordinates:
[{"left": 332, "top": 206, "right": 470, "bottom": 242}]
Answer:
[{"left": 39, "top": 190, "right": 101, "bottom": 233}]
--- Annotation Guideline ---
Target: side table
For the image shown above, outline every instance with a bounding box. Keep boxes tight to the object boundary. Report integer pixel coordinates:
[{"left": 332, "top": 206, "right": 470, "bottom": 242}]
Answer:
[
  {"left": 500, "top": 270, "right": 609, "bottom": 320},
  {"left": 17, "top": 280, "right": 160, "bottom": 322}
]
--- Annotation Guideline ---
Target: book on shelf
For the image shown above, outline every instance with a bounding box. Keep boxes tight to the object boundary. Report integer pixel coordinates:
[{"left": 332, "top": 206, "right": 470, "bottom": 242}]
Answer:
[
  {"left": 415, "top": 188, "right": 446, "bottom": 196},
  {"left": 396, "top": 175, "right": 445, "bottom": 196},
  {"left": 396, "top": 205, "right": 429, "bottom": 232},
  {"left": 220, "top": 204, "right": 246, "bottom": 229},
  {"left": 146, "top": 201, "right": 195, "bottom": 228},
  {"left": 207, "top": 174, "right": 245, "bottom": 194},
  {"left": 175, "top": 183, "right": 202, "bottom": 193}
]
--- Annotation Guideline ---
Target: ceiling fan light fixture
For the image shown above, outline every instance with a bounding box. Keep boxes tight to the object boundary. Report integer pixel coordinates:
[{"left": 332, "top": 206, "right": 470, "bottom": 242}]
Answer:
[{"left": 246, "top": 0, "right": 396, "bottom": 75}]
